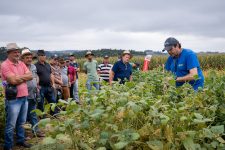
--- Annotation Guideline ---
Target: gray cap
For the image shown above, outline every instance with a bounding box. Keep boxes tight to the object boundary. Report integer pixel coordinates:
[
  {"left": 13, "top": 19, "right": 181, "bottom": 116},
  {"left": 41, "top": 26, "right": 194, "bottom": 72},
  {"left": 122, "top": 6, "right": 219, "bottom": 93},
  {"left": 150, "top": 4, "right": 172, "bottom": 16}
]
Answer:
[{"left": 162, "top": 37, "right": 179, "bottom": 52}]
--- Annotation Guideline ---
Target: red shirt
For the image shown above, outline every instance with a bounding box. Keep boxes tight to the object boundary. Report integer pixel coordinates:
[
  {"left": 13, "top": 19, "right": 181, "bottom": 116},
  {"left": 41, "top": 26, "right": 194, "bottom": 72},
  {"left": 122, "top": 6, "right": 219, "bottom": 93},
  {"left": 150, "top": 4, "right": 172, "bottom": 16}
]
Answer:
[
  {"left": 67, "top": 65, "right": 76, "bottom": 82},
  {"left": 1, "top": 59, "right": 29, "bottom": 97}
]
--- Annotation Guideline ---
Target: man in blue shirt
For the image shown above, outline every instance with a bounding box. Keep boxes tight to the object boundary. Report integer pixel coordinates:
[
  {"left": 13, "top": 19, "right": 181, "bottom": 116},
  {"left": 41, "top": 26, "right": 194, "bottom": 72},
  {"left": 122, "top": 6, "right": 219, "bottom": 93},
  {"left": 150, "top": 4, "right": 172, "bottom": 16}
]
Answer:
[
  {"left": 163, "top": 37, "right": 204, "bottom": 90},
  {"left": 110, "top": 50, "right": 132, "bottom": 85}
]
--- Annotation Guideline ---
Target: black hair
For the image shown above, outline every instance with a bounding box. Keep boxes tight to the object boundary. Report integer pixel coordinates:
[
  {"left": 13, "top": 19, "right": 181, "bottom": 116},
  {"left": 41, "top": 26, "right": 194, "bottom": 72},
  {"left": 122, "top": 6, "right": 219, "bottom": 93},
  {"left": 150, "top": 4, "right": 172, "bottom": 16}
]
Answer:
[{"left": 173, "top": 43, "right": 181, "bottom": 48}]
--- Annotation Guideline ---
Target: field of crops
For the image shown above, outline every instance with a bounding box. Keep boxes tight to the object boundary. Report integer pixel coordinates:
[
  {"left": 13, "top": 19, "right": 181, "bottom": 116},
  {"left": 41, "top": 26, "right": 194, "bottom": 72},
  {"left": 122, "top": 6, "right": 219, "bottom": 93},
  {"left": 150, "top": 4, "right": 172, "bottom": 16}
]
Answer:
[
  {"left": 0, "top": 54, "right": 225, "bottom": 150},
  {"left": 76, "top": 54, "right": 225, "bottom": 71},
  {"left": 24, "top": 69, "right": 224, "bottom": 150}
]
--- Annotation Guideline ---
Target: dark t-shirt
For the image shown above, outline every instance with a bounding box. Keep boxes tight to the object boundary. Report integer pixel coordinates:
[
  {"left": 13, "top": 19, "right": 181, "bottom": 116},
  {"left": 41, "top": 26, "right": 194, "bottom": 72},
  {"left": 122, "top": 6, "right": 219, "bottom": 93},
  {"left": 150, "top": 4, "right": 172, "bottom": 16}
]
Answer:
[
  {"left": 112, "top": 60, "right": 132, "bottom": 84},
  {"left": 35, "top": 61, "right": 52, "bottom": 86}
]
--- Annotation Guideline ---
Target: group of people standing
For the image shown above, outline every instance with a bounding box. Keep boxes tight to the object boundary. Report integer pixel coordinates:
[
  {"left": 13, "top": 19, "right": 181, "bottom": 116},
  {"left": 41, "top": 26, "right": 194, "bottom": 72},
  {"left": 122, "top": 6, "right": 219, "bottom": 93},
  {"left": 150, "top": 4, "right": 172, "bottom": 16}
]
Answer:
[
  {"left": 1, "top": 37, "right": 205, "bottom": 150},
  {"left": 0, "top": 43, "right": 135, "bottom": 150}
]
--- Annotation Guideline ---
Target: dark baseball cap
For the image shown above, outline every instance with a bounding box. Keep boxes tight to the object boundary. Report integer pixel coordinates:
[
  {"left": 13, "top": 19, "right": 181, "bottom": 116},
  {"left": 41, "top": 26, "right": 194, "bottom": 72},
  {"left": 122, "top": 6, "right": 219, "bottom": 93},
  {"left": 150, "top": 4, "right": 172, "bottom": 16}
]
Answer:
[
  {"left": 37, "top": 50, "right": 45, "bottom": 56},
  {"left": 162, "top": 37, "right": 179, "bottom": 52},
  {"left": 104, "top": 55, "right": 109, "bottom": 58}
]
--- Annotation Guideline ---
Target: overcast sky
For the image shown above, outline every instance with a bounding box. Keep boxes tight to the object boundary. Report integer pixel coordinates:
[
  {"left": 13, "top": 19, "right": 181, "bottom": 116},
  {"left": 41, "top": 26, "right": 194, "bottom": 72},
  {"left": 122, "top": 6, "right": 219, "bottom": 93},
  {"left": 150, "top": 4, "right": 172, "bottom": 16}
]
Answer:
[{"left": 0, "top": 0, "right": 225, "bottom": 52}]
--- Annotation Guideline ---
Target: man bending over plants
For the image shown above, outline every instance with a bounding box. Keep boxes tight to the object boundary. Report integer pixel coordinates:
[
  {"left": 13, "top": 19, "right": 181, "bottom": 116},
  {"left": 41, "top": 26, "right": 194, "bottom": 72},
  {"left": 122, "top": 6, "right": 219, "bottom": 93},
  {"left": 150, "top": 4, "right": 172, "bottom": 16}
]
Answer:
[{"left": 163, "top": 37, "right": 204, "bottom": 91}]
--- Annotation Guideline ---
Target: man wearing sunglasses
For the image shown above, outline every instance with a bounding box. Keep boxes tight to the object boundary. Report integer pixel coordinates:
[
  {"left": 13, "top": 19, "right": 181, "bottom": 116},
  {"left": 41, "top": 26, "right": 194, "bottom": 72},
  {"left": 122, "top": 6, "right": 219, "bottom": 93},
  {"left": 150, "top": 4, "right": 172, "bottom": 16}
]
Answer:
[{"left": 163, "top": 37, "right": 204, "bottom": 91}]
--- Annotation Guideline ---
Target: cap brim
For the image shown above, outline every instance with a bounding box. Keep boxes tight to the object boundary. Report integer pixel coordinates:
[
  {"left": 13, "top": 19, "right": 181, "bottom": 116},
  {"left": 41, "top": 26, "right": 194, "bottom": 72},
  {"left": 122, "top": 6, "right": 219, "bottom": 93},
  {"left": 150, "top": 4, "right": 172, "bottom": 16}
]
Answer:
[
  {"left": 21, "top": 52, "right": 33, "bottom": 58},
  {"left": 85, "top": 54, "right": 94, "bottom": 57},
  {"left": 162, "top": 46, "right": 172, "bottom": 52},
  {"left": 7, "top": 48, "right": 20, "bottom": 52},
  {"left": 122, "top": 53, "right": 133, "bottom": 58}
]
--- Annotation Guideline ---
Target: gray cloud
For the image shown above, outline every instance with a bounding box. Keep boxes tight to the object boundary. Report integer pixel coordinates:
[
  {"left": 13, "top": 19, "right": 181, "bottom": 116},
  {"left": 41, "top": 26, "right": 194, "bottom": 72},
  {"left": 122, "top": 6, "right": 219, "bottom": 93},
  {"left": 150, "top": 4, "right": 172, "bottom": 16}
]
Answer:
[{"left": 0, "top": 0, "right": 225, "bottom": 51}]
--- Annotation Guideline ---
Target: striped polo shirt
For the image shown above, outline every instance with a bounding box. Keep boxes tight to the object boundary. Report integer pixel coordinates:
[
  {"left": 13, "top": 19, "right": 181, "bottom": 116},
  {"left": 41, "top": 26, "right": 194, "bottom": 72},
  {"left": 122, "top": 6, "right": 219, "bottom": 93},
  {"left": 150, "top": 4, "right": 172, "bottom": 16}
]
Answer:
[{"left": 98, "top": 63, "right": 113, "bottom": 81}]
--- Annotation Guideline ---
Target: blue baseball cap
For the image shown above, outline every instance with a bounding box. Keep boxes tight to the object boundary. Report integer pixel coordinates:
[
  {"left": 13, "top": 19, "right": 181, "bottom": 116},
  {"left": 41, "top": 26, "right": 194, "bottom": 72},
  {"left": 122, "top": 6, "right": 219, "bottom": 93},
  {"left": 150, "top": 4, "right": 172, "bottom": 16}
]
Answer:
[{"left": 162, "top": 37, "right": 179, "bottom": 52}]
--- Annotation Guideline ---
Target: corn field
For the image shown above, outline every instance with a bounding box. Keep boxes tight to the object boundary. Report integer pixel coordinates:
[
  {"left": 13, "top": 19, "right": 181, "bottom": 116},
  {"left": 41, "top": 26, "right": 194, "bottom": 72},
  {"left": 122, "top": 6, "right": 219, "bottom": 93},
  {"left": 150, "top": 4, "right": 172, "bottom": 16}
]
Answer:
[{"left": 76, "top": 54, "right": 225, "bottom": 71}]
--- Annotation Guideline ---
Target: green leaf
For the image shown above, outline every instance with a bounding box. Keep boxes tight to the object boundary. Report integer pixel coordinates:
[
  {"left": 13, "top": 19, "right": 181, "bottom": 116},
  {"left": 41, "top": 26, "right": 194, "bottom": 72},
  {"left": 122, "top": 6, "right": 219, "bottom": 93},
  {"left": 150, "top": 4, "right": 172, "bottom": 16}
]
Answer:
[
  {"left": 38, "top": 118, "right": 51, "bottom": 126},
  {"left": 160, "top": 114, "right": 170, "bottom": 125},
  {"left": 97, "top": 147, "right": 107, "bottom": 150},
  {"left": 114, "top": 141, "right": 128, "bottom": 150},
  {"left": 31, "top": 109, "right": 44, "bottom": 116},
  {"left": 41, "top": 136, "right": 56, "bottom": 145},
  {"left": 100, "top": 131, "right": 109, "bottom": 139},
  {"left": 194, "top": 113, "right": 203, "bottom": 119},
  {"left": 203, "top": 128, "right": 213, "bottom": 139},
  {"left": 180, "top": 116, "right": 188, "bottom": 121},
  {"left": 129, "top": 132, "right": 140, "bottom": 141},
  {"left": 183, "top": 137, "right": 195, "bottom": 150},
  {"left": 50, "top": 103, "right": 56, "bottom": 112},
  {"left": 65, "top": 119, "right": 75, "bottom": 127},
  {"left": 193, "top": 74, "right": 199, "bottom": 80},
  {"left": 211, "top": 125, "right": 224, "bottom": 135},
  {"left": 126, "top": 101, "right": 142, "bottom": 113},
  {"left": 44, "top": 103, "right": 51, "bottom": 113},
  {"left": 59, "top": 111, "right": 67, "bottom": 115},
  {"left": 147, "top": 140, "right": 163, "bottom": 150},
  {"left": 89, "top": 109, "right": 105, "bottom": 119}
]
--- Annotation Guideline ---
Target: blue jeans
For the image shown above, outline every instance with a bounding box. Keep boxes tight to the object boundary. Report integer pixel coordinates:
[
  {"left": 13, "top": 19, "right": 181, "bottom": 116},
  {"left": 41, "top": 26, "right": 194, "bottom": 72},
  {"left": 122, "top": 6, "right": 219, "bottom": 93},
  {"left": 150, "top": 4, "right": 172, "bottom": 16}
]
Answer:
[
  {"left": 27, "top": 98, "right": 39, "bottom": 133},
  {"left": 38, "top": 86, "right": 57, "bottom": 114},
  {"left": 73, "top": 79, "right": 79, "bottom": 102},
  {"left": 4, "top": 97, "right": 28, "bottom": 149},
  {"left": 86, "top": 80, "right": 100, "bottom": 90}
]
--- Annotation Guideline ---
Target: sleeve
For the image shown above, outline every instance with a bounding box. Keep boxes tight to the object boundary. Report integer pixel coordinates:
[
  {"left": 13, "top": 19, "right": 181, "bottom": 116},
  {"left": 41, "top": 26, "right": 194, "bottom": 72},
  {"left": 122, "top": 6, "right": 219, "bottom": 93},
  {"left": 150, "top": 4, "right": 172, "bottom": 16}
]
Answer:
[
  {"left": 22, "top": 62, "right": 29, "bottom": 73},
  {"left": 130, "top": 64, "right": 132, "bottom": 75},
  {"left": 186, "top": 53, "right": 200, "bottom": 70},
  {"left": 97, "top": 64, "right": 101, "bottom": 71},
  {"left": 165, "top": 57, "right": 172, "bottom": 71},
  {"left": 110, "top": 64, "right": 113, "bottom": 70},
  {"left": 83, "top": 62, "right": 86, "bottom": 71},
  {"left": 96, "top": 61, "right": 99, "bottom": 70},
  {"left": 1, "top": 63, "right": 14, "bottom": 80},
  {"left": 112, "top": 62, "right": 118, "bottom": 73}
]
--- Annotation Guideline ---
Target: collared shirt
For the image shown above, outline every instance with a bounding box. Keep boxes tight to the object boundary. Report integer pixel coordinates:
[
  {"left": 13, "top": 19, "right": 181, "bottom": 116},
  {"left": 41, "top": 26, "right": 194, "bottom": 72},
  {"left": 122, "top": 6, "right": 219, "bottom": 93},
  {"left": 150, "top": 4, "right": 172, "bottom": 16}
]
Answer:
[
  {"left": 51, "top": 65, "right": 62, "bottom": 89},
  {"left": 83, "top": 60, "right": 99, "bottom": 81},
  {"left": 98, "top": 63, "right": 113, "bottom": 81},
  {"left": 1, "top": 59, "right": 29, "bottom": 97},
  {"left": 165, "top": 48, "right": 204, "bottom": 90},
  {"left": 35, "top": 61, "right": 52, "bottom": 86},
  {"left": 112, "top": 60, "right": 132, "bottom": 84},
  {"left": 68, "top": 65, "right": 76, "bottom": 82},
  {"left": 27, "top": 64, "right": 38, "bottom": 99}
]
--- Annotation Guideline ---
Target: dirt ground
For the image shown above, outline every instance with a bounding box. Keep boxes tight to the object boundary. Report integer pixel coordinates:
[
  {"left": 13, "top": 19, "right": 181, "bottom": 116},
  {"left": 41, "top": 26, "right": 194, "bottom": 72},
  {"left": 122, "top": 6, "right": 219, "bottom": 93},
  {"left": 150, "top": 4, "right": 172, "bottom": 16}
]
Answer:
[{"left": 0, "top": 129, "right": 44, "bottom": 150}]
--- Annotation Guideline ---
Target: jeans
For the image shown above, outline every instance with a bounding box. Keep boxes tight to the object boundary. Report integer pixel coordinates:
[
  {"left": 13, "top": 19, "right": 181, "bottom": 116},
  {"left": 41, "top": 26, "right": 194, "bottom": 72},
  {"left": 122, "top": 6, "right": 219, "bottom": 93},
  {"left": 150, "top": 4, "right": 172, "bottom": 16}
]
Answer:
[
  {"left": 27, "top": 98, "right": 39, "bottom": 133},
  {"left": 71, "top": 79, "right": 79, "bottom": 102},
  {"left": 38, "top": 86, "right": 57, "bottom": 114},
  {"left": 86, "top": 80, "right": 100, "bottom": 90},
  {"left": 4, "top": 97, "right": 28, "bottom": 149}
]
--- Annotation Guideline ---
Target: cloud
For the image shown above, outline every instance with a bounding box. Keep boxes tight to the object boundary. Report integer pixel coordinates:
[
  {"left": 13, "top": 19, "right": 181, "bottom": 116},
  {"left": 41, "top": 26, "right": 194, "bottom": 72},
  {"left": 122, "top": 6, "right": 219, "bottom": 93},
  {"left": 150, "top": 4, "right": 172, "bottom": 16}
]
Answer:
[{"left": 0, "top": 0, "right": 225, "bottom": 52}]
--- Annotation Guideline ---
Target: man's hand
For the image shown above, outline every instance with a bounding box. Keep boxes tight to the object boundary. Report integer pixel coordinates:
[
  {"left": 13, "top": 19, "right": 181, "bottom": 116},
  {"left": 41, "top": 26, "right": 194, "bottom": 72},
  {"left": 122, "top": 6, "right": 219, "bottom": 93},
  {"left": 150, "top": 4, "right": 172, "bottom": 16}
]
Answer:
[
  {"left": 52, "top": 83, "right": 56, "bottom": 89},
  {"left": 76, "top": 68, "right": 80, "bottom": 72}
]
